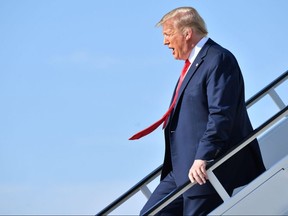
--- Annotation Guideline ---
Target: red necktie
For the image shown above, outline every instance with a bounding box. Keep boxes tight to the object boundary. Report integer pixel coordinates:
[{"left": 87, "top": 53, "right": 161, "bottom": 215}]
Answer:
[{"left": 129, "top": 59, "right": 191, "bottom": 140}]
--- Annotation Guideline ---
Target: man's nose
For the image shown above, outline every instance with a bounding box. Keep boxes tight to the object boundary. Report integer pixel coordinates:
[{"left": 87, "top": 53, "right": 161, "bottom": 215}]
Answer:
[{"left": 163, "top": 37, "right": 169, "bottom": 45}]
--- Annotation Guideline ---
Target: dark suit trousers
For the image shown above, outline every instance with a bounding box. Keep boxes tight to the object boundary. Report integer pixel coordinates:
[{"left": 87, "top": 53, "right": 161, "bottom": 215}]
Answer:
[{"left": 140, "top": 171, "right": 223, "bottom": 216}]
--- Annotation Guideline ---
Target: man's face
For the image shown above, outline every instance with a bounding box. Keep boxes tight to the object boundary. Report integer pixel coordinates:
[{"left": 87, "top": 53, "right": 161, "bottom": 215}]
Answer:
[{"left": 162, "top": 19, "right": 189, "bottom": 60}]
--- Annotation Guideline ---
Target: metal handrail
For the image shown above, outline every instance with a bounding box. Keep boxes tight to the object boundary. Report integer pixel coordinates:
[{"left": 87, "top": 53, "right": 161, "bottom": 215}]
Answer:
[
  {"left": 143, "top": 105, "right": 288, "bottom": 215},
  {"left": 246, "top": 70, "right": 287, "bottom": 108},
  {"left": 96, "top": 70, "right": 288, "bottom": 215},
  {"left": 96, "top": 165, "right": 162, "bottom": 215}
]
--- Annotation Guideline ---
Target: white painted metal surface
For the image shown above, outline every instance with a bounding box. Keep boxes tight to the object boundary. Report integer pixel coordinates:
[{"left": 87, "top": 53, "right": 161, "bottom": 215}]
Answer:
[
  {"left": 209, "top": 155, "right": 288, "bottom": 215},
  {"left": 209, "top": 117, "right": 288, "bottom": 215},
  {"left": 259, "top": 117, "right": 288, "bottom": 168}
]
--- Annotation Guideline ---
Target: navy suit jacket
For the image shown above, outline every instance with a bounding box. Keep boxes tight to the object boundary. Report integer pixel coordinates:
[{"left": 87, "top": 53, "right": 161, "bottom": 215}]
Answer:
[{"left": 162, "top": 38, "right": 265, "bottom": 196}]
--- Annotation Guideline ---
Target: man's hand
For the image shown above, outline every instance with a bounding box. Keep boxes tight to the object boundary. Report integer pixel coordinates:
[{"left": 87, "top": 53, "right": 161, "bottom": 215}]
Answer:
[{"left": 188, "top": 159, "right": 208, "bottom": 185}]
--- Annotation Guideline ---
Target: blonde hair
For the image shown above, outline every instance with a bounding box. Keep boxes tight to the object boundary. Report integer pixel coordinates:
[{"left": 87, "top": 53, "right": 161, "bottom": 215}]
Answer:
[{"left": 156, "top": 7, "right": 208, "bottom": 37}]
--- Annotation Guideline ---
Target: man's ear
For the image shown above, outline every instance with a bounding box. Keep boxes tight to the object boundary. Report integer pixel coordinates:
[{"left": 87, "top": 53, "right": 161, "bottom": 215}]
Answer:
[{"left": 184, "top": 28, "right": 193, "bottom": 40}]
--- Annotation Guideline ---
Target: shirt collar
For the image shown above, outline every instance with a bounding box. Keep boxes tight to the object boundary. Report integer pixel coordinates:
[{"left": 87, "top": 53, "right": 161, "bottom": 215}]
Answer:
[{"left": 188, "top": 37, "right": 209, "bottom": 64}]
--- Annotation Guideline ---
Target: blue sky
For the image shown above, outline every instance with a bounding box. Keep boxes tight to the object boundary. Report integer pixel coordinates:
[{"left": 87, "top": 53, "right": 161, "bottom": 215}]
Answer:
[{"left": 0, "top": 0, "right": 288, "bottom": 215}]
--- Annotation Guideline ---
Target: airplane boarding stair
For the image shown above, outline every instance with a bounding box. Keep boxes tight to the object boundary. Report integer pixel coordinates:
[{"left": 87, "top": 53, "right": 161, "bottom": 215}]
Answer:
[{"left": 96, "top": 70, "right": 288, "bottom": 215}]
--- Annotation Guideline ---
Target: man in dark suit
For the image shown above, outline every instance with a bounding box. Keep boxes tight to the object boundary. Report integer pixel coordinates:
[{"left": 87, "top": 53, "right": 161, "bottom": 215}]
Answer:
[{"left": 130, "top": 6, "right": 266, "bottom": 215}]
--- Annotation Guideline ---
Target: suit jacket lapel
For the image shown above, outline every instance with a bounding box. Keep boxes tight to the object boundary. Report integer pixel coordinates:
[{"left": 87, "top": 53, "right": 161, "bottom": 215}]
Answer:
[{"left": 174, "top": 39, "right": 214, "bottom": 114}]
